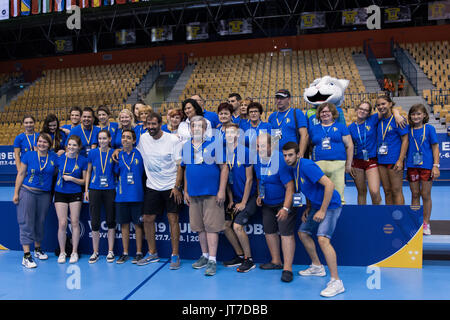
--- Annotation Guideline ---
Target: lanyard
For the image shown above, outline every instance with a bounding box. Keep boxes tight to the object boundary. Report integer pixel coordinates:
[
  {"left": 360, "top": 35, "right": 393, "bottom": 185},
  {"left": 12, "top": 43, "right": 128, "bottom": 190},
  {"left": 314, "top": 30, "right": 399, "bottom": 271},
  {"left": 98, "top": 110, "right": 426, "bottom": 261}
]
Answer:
[
  {"left": 100, "top": 123, "right": 110, "bottom": 132},
  {"left": 356, "top": 122, "right": 367, "bottom": 148},
  {"left": 99, "top": 149, "right": 110, "bottom": 175},
  {"left": 381, "top": 115, "right": 394, "bottom": 142},
  {"left": 37, "top": 151, "right": 49, "bottom": 172},
  {"left": 81, "top": 125, "right": 93, "bottom": 145},
  {"left": 63, "top": 155, "right": 78, "bottom": 175},
  {"left": 321, "top": 123, "right": 333, "bottom": 137},
  {"left": 25, "top": 132, "right": 36, "bottom": 151},
  {"left": 411, "top": 124, "right": 426, "bottom": 152},
  {"left": 122, "top": 151, "right": 135, "bottom": 171},
  {"left": 295, "top": 159, "right": 301, "bottom": 193},
  {"left": 227, "top": 151, "right": 236, "bottom": 171},
  {"left": 260, "top": 157, "right": 272, "bottom": 184},
  {"left": 275, "top": 108, "right": 291, "bottom": 127}
]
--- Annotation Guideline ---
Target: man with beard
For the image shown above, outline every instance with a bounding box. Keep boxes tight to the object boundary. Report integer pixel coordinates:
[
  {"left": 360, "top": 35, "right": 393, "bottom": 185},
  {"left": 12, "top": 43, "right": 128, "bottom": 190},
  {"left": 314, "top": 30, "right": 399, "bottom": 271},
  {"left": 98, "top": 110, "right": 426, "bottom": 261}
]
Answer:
[{"left": 136, "top": 112, "right": 184, "bottom": 270}]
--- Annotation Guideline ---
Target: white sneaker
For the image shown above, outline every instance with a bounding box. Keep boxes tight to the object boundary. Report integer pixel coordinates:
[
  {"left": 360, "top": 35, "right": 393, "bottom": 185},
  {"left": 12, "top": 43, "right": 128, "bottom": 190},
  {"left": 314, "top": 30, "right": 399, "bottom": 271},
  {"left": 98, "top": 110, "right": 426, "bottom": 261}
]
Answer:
[
  {"left": 69, "top": 253, "right": 79, "bottom": 264},
  {"left": 22, "top": 254, "right": 37, "bottom": 269},
  {"left": 57, "top": 252, "right": 67, "bottom": 264},
  {"left": 106, "top": 251, "right": 115, "bottom": 263},
  {"left": 89, "top": 252, "right": 99, "bottom": 264},
  {"left": 34, "top": 248, "right": 48, "bottom": 260},
  {"left": 299, "top": 264, "right": 326, "bottom": 277},
  {"left": 423, "top": 223, "right": 431, "bottom": 236},
  {"left": 320, "top": 279, "right": 345, "bottom": 297}
]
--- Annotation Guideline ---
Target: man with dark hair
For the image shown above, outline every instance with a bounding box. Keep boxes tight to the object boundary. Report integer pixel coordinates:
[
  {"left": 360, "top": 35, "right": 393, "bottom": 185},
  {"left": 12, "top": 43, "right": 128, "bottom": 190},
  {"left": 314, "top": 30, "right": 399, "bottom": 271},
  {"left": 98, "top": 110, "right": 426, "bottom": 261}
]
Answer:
[
  {"left": 61, "top": 106, "right": 82, "bottom": 133},
  {"left": 282, "top": 141, "right": 345, "bottom": 297},
  {"left": 268, "top": 89, "right": 309, "bottom": 157},
  {"left": 228, "top": 93, "right": 242, "bottom": 124},
  {"left": 136, "top": 112, "right": 184, "bottom": 270}
]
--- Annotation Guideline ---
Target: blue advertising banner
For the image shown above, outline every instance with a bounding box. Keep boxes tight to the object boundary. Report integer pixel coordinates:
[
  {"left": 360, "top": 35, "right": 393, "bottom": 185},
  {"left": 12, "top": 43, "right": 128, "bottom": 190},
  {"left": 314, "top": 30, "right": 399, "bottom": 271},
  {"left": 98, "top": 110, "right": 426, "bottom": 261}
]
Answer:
[
  {"left": 0, "top": 146, "right": 16, "bottom": 174},
  {"left": 438, "top": 133, "right": 450, "bottom": 170},
  {"left": 0, "top": 203, "right": 423, "bottom": 268}
]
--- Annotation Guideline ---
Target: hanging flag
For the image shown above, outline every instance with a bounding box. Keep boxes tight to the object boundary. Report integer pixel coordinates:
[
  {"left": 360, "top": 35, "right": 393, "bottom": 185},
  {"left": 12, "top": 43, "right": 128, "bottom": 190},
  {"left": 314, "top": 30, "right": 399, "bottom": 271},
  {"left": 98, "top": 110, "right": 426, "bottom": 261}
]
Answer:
[
  {"left": 0, "top": 0, "right": 9, "bottom": 20},
  {"left": 103, "top": 0, "right": 114, "bottom": 5},
  {"left": 10, "top": 0, "right": 20, "bottom": 16},
  {"left": 116, "top": 0, "right": 126, "bottom": 3},
  {"left": 21, "top": 0, "right": 30, "bottom": 15},
  {"left": 79, "top": 0, "right": 88, "bottom": 8},
  {"left": 31, "top": 0, "right": 41, "bottom": 14},
  {"left": 65, "top": 0, "right": 75, "bottom": 11},
  {"left": 41, "top": 0, "right": 52, "bottom": 13},
  {"left": 91, "top": 0, "right": 101, "bottom": 7},
  {"left": 54, "top": 0, "right": 64, "bottom": 12}
]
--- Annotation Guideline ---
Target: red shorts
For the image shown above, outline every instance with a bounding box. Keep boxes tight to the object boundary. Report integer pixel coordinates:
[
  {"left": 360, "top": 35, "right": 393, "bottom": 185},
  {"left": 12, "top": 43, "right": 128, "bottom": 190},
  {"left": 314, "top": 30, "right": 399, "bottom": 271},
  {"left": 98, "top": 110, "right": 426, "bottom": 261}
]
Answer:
[
  {"left": 378, "top": 163, "right": 395, "bottom": 170},
  {"left": 407, "top": 168, "right": 432, "bottom": 182},
  {"left": 352, "top": 158, "right": 378, "bottom": 171}
]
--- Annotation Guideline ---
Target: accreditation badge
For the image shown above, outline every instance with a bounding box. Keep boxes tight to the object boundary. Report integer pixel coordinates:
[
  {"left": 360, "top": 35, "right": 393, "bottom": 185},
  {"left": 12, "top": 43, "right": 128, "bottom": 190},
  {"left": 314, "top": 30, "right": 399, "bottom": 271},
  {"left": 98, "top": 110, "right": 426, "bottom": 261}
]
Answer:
[
  {"left": 293, "top": 193, "right": 303, "bottom": 207},
  {"left": 378, "top": 143, "right": 388, "bottom": 155},
  {"left": 321, "top": 137, "right": 331, "bottom": 150},
  {"left": 413, "top": 152, "right": 424, "bottom": 166},
  {"left": 127, "top": 172, "right": 135, "bottom": 185},
  {"left": 99, "top": 175, "right": 108, "bottom": 188}
]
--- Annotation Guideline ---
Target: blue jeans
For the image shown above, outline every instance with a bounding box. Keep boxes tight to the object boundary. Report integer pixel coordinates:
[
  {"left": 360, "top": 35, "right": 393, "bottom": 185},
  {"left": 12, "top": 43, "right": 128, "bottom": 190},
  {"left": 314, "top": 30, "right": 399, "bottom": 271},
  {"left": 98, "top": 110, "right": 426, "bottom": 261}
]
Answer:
[{"left": 298, "top": 206, "right": 342, "bottom": 239}]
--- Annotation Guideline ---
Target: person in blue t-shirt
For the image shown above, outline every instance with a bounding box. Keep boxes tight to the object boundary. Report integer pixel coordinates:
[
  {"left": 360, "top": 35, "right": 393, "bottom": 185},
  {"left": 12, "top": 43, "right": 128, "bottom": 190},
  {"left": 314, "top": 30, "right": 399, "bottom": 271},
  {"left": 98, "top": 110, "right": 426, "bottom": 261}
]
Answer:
[
  {"left": 114, "top": 109, "right": 139, "bottom": 148},
  {"left": 14, "top": 115, "right": 38, "bottom": 171},
  {"left": 114, "top": 129, "right": 145, "bottom": 264},
  {"left": 254, "top": 132, "right": 296, "bottom": 283},
  {"left": 222, "top": 123, "right": 258, "bottom": 272},
  {"left": 375, "top": 95, "right": 409, "bottom": 205},
  {"left": 268, "top": 89, "right": 309, "bottom": 157},
  {"left": 282, "top": 141, "right": 344, "bottom": 298},
  {"left": 238, "top": 97, "right": 252, "bottom": 128},
  {"left": 309, "top": 102, "right": 353, "bottom": 204},
  {"left": 13, "top": 133, "right": 57, "bottom": 269},
  {"left": 67, "top": 107, "right": 100, "bottom": 158},
  {"left": 228, "top": 93, "right": 242, "bottom": 125},
  {"left": 54, "top": 135, "right": 87, "bottom": 264},
  {"left": 348, "top": 101, "right": 406, "bottom": 205},
  {"left": 181, "top": 116, "right": 228, "bottom": 276},
  {"left": 61, "top": 106, "right": 82, "bottom": 134},
  {"left": 85, "top": 129, "right": 116, "bottom": 264},
  {"left": 161, "top": 108, "right": 183, "bottom": 135},
  {"left": 215, "top": 102, "right": 234, "bottom": 146},
  {"left": 97, "top": 105, "right": 119, "bottom": 139},
  {"left": 42, "top": 113, "right": 67, "bottom": 156},
  {"left": 406, "top": 104, "right": 440, "bottom": 236},
  {"left": 191, "top": 94, "right": 220, "bottom": 129},
  {"left": 240, "top": 102, "right": 272, "bottom": 150}
]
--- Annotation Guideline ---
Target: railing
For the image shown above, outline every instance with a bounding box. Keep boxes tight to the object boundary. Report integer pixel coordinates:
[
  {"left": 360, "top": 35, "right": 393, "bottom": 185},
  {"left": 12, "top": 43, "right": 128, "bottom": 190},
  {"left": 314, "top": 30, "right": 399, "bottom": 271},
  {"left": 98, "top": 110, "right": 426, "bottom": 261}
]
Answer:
[
  {"left": 392, "top": 43, "right": 418, "bottom": 95},
  {"left": 364, "top": 41, "right": 385, "bottom": 90}
]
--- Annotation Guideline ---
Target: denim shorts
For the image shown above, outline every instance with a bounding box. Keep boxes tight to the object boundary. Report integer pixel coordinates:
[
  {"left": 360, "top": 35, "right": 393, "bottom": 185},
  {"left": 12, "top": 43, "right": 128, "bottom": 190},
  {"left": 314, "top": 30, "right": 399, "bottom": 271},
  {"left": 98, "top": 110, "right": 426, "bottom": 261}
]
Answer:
[{"left": 298, "top": 206, "right": 342, "bottom": 239}]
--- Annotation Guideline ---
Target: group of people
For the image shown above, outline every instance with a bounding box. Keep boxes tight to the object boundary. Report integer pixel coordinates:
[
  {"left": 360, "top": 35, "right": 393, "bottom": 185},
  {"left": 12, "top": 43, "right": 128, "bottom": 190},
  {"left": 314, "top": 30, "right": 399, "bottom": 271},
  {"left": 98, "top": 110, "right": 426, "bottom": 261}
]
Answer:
[
  {"left": 12, "top": 89, "right": 440, "bottom": 298},
  {"left": 383, "top": 75, "right": 406, "bottom": 97}
]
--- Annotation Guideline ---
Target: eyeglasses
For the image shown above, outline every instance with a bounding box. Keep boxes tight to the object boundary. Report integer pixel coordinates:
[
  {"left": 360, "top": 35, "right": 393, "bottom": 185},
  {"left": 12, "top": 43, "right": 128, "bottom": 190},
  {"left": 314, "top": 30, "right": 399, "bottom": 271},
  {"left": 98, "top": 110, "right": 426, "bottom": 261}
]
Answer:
[{"left": 358, "top": 108, "right": 370, "bottom": 113}]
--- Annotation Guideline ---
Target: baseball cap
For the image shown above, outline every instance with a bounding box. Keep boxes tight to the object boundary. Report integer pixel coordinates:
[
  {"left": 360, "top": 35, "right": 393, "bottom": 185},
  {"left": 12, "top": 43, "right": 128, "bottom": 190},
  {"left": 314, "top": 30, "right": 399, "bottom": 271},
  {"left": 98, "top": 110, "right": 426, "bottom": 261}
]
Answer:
[{"left": 275, "top": 89, "right": 291, "bottom": 98}]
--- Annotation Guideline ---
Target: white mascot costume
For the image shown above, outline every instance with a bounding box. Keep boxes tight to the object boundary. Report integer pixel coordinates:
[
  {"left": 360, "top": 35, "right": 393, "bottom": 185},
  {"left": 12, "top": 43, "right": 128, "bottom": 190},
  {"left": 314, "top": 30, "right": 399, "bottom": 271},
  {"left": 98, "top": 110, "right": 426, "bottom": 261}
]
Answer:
[{"left": 303, "top": 75, "right": 349, "bottom": 127}]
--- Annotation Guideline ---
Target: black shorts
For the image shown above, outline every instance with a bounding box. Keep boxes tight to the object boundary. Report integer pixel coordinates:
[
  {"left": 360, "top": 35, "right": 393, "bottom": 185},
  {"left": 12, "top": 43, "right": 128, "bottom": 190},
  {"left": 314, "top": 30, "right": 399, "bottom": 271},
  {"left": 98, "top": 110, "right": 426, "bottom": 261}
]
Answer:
[
  {"left": 54, "top": 192, "right": 83, "bottom": 204},
  {"left": 143, "top": 187, "right": 181, "bottom": 216},
  {"left": 225, "top": 195, "right": 258, "bottom": 226},
  {"left": 116, "top": 202, "right": 143, "bottom": 225},
  {"left": 262, "top": 204, "right": 297, "bottom": 236}
]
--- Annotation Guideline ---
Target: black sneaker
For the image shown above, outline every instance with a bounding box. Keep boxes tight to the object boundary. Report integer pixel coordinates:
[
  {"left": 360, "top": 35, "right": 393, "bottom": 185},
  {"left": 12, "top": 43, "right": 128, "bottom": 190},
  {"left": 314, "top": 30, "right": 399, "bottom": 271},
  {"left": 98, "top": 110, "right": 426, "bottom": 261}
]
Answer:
[
  {"left": 223, "top": 256, "right": 244, "bottom": 267},
  {"left": 259, "top": 262, "right": 283, "bottom": 270},
  {"left": 132, "top": 253, "right": 144, "bottom": 264},
  {"left": 237, "top": 258, "right": 256, "bottom": 273},
  {"left": 116, "top": 254, "right": 129, "bottom": 264},
  {"left": 281, "top": 270, "right": 294, "bottom": 282}
]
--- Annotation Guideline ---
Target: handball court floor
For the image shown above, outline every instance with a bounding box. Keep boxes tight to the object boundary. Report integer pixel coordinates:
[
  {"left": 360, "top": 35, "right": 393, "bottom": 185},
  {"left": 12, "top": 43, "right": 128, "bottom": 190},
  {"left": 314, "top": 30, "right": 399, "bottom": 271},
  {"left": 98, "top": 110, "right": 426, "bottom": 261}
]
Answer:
[{"left": 1, "top": 185, "right": 450, "bottom": 301}]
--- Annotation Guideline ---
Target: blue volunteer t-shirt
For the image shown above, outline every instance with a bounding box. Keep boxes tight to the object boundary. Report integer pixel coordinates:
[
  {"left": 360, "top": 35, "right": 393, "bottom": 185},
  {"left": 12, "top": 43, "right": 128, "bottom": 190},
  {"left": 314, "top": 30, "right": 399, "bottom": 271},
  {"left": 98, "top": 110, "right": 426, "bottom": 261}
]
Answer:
[
  {"left": 68, "top": 125, "right": 100, "bottom": 157},
  {"left": 268, "top": 108, "right": 307, "bottom": 150},
  {"left": 240, "top": 121, "right": 273, "bottom": 149},
  {"left": 292, "top": 158, "right": 341, "bottom": 210},
  {"left": 14, "top": 132, "right": 38, "bottom": 159},
  {"left": 377, "top": 115, "right": 408, "bottom": 165},
  {"left": 310, "top": 122, "right": 349, "bottom": 161},
  {"left": 348, "top": 113, "right": 379, "bottom": 160},
  {"left": 87, "top": 148, "right": 116, "bottom": 190},
  {"left": 181, "top": 138, "right": 223, "bottom": 197},
  {"left": 224, "top": 146, "right": 257, "bottom": 203},
  {"left": 97, "top": 122, "right": 119, "bottom": 140},
  {"left": 204, "top": 110, "right": 220, "bottom": 129},
  {"left": 55, "top": 154, "right": 88, "bottom": 194},
  {"left": 254, "top": 150, "right": 294, "bottom": 206},
  {"left": 406, "top": 124, "right": 439, "bottom": 170},
  {"left": 115, "top": 148, "right": 144, "bottom": 202},
  {"left": 161, "top": 124, "right": 171, "bottom": 133},
  {"left": 49, "top": 130, "right": 67, "bottom": 152},
  {"left": 22, "top": 151, "right": 57, "bottom": 192}
]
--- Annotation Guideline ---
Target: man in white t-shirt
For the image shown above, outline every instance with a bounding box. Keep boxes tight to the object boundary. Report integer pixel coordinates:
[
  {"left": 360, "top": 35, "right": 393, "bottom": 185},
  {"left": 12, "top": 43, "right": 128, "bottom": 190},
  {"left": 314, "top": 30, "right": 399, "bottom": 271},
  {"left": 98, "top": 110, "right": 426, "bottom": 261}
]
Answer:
[{"left": 136, "top": 112, "right": 184, "bottom": 270}]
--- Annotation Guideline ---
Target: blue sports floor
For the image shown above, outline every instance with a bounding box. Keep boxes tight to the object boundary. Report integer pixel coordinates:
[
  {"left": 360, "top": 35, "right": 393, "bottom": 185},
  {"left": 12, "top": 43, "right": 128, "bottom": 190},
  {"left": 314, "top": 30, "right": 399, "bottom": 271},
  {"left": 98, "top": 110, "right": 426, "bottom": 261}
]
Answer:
[{"left": 1, "top": 186, "right": 450, "bottom": 300}]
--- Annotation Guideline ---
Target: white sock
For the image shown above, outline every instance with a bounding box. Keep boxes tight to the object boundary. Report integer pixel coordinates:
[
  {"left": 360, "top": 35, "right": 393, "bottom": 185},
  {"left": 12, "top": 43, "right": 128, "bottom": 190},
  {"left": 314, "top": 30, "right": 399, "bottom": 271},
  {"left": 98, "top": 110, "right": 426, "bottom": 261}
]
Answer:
[
  {"left": 202, "top": 253, "right": 209, "bottom": 259},
  {"left": 209, "top": 256, "right": 216, "bottom": 262}
]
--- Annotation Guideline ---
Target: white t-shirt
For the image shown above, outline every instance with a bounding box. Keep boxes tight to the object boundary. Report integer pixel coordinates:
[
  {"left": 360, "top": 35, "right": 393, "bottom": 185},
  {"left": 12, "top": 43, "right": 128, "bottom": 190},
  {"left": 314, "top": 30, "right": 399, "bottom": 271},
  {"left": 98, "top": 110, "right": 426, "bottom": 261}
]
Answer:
[
  {"left": 137, "top": 131, "right": 182, "bottom": 191},
  {"left": 178, "top": 118, "right": 213, "bottom": 143}
]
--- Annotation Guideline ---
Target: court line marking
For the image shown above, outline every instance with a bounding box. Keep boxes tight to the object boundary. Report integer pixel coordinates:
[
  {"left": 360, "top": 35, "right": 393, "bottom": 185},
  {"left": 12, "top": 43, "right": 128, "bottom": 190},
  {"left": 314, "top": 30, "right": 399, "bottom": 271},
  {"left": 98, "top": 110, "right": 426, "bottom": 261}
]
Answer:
[{"left": 122, "top": 259, "right": 170, "bottom": 300}]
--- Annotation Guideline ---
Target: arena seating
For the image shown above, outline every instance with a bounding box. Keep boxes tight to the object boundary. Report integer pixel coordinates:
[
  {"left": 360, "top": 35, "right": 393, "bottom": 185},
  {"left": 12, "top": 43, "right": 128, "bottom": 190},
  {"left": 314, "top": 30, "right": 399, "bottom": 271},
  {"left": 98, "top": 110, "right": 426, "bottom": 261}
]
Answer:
[{"left": 0, "top": 62, "right": 155, "bottom": 145}]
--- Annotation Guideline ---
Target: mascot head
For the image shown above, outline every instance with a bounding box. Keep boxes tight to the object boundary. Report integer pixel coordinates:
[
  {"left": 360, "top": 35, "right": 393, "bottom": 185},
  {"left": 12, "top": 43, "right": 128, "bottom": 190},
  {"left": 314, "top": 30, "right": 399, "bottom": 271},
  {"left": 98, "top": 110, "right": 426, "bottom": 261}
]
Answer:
[{"left": 303, "top": 76, "right": 349, "bottom": 108}]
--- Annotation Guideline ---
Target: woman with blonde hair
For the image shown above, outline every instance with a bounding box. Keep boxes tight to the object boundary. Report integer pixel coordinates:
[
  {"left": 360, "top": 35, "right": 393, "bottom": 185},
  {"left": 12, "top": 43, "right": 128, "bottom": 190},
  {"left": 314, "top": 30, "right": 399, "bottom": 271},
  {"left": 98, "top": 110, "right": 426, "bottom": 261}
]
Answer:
[
  {"left": 113, "top": 109, "right": 137, "bottom": 148},
  {"left": 162, "top": 108, "right": 184, "bottom": 135},
  {"left": 135, "top": 105, "right": 153, "bottom": 144}
]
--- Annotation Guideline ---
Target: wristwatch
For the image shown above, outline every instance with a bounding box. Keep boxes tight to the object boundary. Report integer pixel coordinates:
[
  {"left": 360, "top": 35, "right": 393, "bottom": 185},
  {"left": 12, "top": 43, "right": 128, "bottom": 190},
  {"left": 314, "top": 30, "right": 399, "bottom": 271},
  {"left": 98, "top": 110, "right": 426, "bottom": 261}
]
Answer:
[
  {"left": 282, "top": 207, "right": 290, "bottom": 213},
  {"left": 433, "top": 164, "right": 440, "bottom": 168}
]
